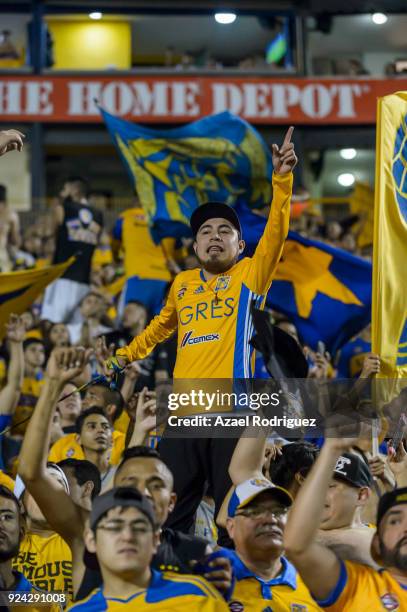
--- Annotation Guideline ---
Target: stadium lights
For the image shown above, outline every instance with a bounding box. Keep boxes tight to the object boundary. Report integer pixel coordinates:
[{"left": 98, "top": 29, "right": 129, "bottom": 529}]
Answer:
[
  {"left": 340, "top": 148, "right": 357, "bottom": 160},
  {"left": 215, "top": 13, "right": 237, "bottom": 24},
  {"left": 337, "top": 173, "right": 355, "bottom": 187},
  {"left": 371, "top": 13, "right": 387, "bottom": 25},
  {"left": 89, "top": 12, "right": 103, "bottom": 20}
]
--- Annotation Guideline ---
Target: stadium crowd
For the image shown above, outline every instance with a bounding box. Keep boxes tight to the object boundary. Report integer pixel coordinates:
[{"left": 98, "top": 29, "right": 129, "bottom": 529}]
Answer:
[{"left": 0, "top": 127, "right": 406, "bottom": 611}]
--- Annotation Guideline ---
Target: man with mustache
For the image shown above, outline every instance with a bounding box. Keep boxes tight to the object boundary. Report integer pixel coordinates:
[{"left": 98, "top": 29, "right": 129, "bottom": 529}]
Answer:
[
  {"left": 106, "top": 129, "right": 298, "bottom": 540},
  {"left": 224, "top": 477, "right": 321, "bottom": 611},
  {"left": 284, "top": 438, "right": 407, "bottom": 610}
]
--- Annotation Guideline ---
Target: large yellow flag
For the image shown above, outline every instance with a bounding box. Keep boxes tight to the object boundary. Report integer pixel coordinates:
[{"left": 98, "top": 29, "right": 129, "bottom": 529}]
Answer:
[
  {"left": 0, "top": 257, "right": 75, "bottom": 340},
  {"left": 372, "top": 92, "right": 407, "bottom": 380}
]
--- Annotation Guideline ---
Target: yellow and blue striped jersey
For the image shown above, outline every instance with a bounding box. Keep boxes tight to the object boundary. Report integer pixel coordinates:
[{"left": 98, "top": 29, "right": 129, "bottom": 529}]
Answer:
[
  {"left": 68, "top": 569, "right": 228, "bottom": 610},
  {"left": 117, "top": 173, "right": 292, "bottom": 378},
  {"left": 316, "top": 559, "right": 407, "bottom": 611},
  {"left": 228, "top": 551, "right": 321, "bottom": 611}
]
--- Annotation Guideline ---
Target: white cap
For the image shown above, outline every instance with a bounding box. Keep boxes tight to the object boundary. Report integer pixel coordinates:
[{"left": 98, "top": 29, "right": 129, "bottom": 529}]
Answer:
[{"left": 228, "top": 477, "right": 292, "bottom": 517}]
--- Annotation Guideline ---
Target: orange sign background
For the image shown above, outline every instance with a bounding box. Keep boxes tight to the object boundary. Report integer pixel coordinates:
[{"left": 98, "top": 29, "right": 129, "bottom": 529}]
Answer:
[{"left": 0, "top": 75, "right": 406, "bottom": 124}]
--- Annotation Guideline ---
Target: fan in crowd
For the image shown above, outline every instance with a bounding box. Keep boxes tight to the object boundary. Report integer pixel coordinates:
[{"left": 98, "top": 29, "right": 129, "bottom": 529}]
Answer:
[{"left": 0, "top": 127, "right": 406, "bottom": 612}]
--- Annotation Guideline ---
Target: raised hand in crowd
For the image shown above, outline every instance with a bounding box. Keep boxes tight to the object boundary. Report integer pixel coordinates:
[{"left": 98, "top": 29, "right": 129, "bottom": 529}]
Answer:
[
  {"left": 271, "top": 126, "right": 298, "bottom": 175},
  {"left": 18, "top": 346, "right": 95, "bottom": 598},
  {"left": 387, "top": 439, "right": 407, "bottom": 486},
  {"left": 0, "top": 314, "right": 25, "bottom": 418},
  {"left": 305, "top": 346, "right": 331, "bottom": 379},
  {"left": 0, "top": 129, "right": 25, "bottom": 157},
  {"left": 5, "top": 312, "right": 26, "bottom": 343},
  {"left": 99, "top": 334, "right": 129, "bottom": 376},
  {"left": 127, "top": 387, "right": 157, "bottom": 447},
  {"left": 47, "top": 346, "right": 93, "bottom": 386},
  {"left": 120, "top": 361, "right": 142, "bottom": 403},
  {"left": 359, "top": 353, "right": 381, "bottom": 378},
  {"left": 368, "top": 453, "right": 396, "bottom": 491},
  {"left": 94, "top": 335, "right": 115, "bottom": 374},
  {"left": 263, "top": 440, "right": 283, "bottom": 476},
  {"left": 348, "top": 352, "right": 381, "bottom": 400}
]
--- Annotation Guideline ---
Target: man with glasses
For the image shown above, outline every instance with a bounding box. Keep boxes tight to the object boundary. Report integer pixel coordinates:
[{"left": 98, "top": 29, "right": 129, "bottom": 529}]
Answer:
[
  {"left": 70, "top": 487, "right": 229, "bottom": 610},
  {"left": 224, "top": 478, "right": 321, "bottom": 611}
]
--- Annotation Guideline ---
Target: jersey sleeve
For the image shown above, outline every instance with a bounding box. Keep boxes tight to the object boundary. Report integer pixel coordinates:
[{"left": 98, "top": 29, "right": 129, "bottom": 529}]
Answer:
[
  {"left": 116, "top": 282, "right": 178, "bottom": 362},
  {"left": 316, "top": 560, "right": 359, "bottom": 610},
  {"left": 245, "top": 172, "right": 293, "bottom": 294}
]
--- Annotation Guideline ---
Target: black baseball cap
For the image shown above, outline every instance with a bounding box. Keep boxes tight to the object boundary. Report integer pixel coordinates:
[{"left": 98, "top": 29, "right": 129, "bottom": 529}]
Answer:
[
  {"left": 377, "top": 487, "right": 407, "bottom": 527},
  {"left": 89, "top": 487, "right": 156, "bottom": 531},
  {"left": 84, "top": 487, "right": 156, "bottom": 570},
  {"left": 333, "top": 453, "right": 372, "bottom": 488},
  {"left": 190, "top": 202, "right": 242, "bottom": 237}
]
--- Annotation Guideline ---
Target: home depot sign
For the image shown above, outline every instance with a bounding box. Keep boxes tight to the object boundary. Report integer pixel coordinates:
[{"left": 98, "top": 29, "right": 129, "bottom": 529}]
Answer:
[{"left": 0, "top": 76, "right": 405, "bottom": 123}]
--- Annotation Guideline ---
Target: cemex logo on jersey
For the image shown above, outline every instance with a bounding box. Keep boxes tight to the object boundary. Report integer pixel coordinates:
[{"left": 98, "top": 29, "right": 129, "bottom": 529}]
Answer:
[{"left": 180, "top": 330, "right": 220, "bottom": 348}]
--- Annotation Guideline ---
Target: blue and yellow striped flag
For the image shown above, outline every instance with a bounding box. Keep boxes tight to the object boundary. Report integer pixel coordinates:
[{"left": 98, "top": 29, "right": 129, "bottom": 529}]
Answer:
[
  {"left": 100, "top": 108, "right": 273, "bottom": 242},
  {"left": 0, "top": 257, "right": 74, "bottom": 340},
  {"left": 372, "top": 92, "right": 407, "bottom": 379}
]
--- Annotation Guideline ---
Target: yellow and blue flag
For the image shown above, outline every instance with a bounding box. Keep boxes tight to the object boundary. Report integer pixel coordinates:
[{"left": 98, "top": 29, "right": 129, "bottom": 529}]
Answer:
[
  {"left": 100, "top": 108, "right": 273, "bottom": 242},
  {"left": 267, "top": 232, "right": 372, "bottom": 354},
  {"left": 372, "top": 91, "right": 407, "bottom": 378},
  {"left": 0, "top": 258, "right": 74, "bottom": 340}
]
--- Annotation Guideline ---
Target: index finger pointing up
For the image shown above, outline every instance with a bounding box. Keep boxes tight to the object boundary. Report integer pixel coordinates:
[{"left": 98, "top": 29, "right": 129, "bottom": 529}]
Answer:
[{"left": 282, "top": 126, "right": 294, "bottom": 146}]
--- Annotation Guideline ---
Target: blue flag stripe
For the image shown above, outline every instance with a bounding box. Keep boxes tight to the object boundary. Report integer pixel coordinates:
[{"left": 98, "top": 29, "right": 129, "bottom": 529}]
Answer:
[{"left": 0, "top": 285, "right": 32, "bottom": 305}]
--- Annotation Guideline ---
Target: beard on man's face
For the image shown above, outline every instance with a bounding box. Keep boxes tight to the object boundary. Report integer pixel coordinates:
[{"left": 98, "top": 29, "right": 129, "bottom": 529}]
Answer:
[
  {"left": 0, "top": 539, "right": 19, "bottom": 563},
  {"left": 380, "top": 536, "right": 407, "bottom": 571},
  {"left": 196, "top": 252, "right": 237, "bottom": 274}
]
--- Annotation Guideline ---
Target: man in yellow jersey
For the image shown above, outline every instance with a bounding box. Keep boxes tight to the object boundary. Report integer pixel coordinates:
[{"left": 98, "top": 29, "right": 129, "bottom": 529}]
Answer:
[
  {"left": 106, "top": 128, "right": 297, "bottom": 540},
  {"left": 228, "top": 435, "right": 376, "bottom": 566},
  {"left": 284, "top": 437, "right": 407, "bottom": 610},
  {"left": 69, "top": 487, "right": 229, "bottom": 611},
  {"left": 13, "top": 464, "right": 73, "bottom": 596},
  {"left": 0, "top": 484, "right": 62, "bottom": 611},
  {"left": 49, "top": 381, "right": 125, "bottom": 466},
  {"left": 112, "top": 203, "right": 181, "bottom": 315},
  {"left": 224, "top": 477, "right": 322, "bottom": 611}
]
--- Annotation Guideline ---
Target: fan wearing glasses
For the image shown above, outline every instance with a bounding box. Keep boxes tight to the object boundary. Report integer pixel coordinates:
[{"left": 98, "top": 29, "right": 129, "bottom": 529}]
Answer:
[{"left": 224, "top": 478, "right": 321, "bottom": 612}]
